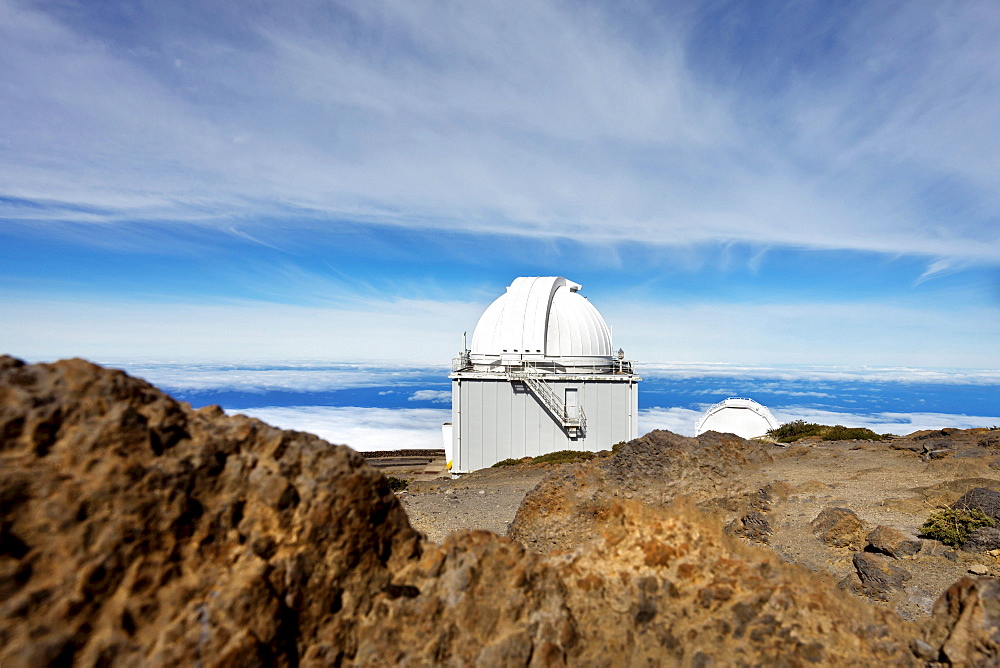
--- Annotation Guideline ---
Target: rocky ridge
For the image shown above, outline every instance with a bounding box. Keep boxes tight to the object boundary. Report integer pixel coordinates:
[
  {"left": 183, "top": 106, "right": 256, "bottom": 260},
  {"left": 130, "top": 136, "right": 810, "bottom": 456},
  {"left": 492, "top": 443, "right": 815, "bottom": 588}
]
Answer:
[{"left": 1, "top": 356, "right": 999, "bottom": 665}]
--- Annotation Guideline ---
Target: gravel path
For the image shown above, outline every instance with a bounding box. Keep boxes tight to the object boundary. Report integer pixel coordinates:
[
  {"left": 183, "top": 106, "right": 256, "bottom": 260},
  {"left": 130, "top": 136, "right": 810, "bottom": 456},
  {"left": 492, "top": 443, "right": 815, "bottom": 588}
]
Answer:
[{"left": 398, "top": 467, "right": 551, "bottom": 542}]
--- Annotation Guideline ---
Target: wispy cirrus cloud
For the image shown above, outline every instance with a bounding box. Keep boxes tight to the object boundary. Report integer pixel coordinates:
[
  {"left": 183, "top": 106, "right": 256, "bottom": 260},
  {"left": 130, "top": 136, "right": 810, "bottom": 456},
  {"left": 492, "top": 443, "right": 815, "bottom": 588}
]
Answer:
[
  {"left": 2, "top": 0, "right": 999, "bottom": 261},
  {"left": 4, "top": 0, "right": 1000, "bottom": 373}
]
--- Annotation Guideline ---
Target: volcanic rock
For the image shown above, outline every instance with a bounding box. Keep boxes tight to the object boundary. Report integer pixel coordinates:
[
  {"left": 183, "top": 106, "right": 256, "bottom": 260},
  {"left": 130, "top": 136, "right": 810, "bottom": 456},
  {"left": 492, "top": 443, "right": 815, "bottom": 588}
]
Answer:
[
  {"left": 965, "top": 526, "right": 1000, "bottom": 553},
  {"left": 867, "top": 525, "right": 922, "bottom": 559},
  {"left": 811, "top": 507, "right": 868, "bottom": 550},
  {"left": 850, "top": 552, "right": 912, "bottom": 601},
  {"left": 508, "top": 430, "right": 774, "bottom": 554},
  {"left": 924, "top": 577, "right": 1000, "bottom": 666},
  {"left": 726, "top": 510, "right": 772, "bottom": 544},
  {"left": 0, "top": 356, "right": 420, "bottom": 666},
  {"left": 952, "top": 487, "right": 1000, "bottom": 520},
  {"left": 979, "top": 433, "right": 1000, "bottom": 449}
]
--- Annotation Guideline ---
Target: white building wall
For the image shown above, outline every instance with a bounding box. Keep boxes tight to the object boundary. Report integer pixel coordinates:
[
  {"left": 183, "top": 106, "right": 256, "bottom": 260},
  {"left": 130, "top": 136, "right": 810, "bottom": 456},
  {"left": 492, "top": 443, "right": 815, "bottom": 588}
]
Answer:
[{"left": 452, "top": 376, "right": 638, "bottom": 471}]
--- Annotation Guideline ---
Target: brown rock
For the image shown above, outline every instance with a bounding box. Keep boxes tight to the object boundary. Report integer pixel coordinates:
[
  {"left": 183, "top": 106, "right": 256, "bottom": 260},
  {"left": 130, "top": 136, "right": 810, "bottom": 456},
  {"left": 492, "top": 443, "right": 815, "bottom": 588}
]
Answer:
[
  {"left": 868, "top": 525, "right": 922, "bottom": 559},
  {"left": 0, "top": 356, "right": 421, "bottom": 666},
  {"left": 508, "top": 430, "right": 775, "bottom": 554},
  {"left": 811, "top": 507, "right": 868, "bottom": 550},
  {"left": 726, "top": 510, "right": 772, "bottom": 544},
  {"left": 979, "top": 433, "right": 1000, "bottom": 449},
  {"left": 924, "top": 577, "right": 1000, "bottom": 665}
]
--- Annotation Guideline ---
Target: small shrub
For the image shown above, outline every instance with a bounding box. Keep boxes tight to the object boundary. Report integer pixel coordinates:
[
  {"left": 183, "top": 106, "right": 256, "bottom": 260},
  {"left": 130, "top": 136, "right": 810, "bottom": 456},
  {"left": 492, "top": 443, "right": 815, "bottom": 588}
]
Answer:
[
  {"left": 611, "top": 441, "right": 628, "bottom": 454},
  {"left": 533, "top": 450, "right": 596, "bottom": 465},
  {"left": 386, "top": 476, "right": 409, "bottom": 492},
  {"left": 492, "top": 458, "right": 523, "bottom": 468},
  {"left": 492, "top": 451, "right": 596, "bottom": 468},
  {"left": 767, "top": 421, "right": 892, "bottom": 443},
  {"left": 920, "top": 508, "right": 994, "bottom": 548},
  {"left": 823, "top": 425, "right": 891, "bottom": 441},
  {"left": 768, "top": 421, "right": 824, "bottom": 443}
]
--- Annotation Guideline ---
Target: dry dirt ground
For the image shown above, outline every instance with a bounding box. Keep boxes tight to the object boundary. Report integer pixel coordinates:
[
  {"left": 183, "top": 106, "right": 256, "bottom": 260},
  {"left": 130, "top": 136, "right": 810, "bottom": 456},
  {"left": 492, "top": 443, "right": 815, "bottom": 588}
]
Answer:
[
  {"left": 740, "top": 438, "right": 1000, "bottom": 620},
  {"left": 399, "top": 466, "right": 552, "bottom": 541},
  {"left": 395, "top": 431, "right": 1000, "bottom": 621}
]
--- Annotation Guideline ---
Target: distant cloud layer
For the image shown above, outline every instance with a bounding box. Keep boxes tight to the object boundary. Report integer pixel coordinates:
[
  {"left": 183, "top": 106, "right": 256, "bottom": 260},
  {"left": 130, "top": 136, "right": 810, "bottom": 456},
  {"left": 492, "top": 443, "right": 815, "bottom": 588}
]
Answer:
[
  {"left": 236, "top": 406, "right": 450, "bottom": 452},
  {"left": 409, "top": 390, "right": 451, "bottom": 404},
  {"left": 102, "top": 360, "right": 1000, "bottom": 395},
  {"left": 238, "top": 404, "right": 1000, "bottom": 450},
  {"left": 110, "top": 361, "right": 447, "bottom": 392}
]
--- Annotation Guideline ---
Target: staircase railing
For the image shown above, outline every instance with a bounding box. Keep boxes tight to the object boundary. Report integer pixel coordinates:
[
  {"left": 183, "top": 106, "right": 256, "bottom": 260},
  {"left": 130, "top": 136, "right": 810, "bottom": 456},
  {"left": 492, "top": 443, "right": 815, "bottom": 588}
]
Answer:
[{"left": 508, "top": 371, "right": 586, "bottom": 436}]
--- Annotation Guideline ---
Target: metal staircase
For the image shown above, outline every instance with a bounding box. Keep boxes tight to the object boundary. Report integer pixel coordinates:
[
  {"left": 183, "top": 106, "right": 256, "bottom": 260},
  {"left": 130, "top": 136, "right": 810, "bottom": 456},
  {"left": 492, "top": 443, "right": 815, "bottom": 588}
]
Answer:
[{"left": 508, "top": 372, "right": 586, "bottom": 437}]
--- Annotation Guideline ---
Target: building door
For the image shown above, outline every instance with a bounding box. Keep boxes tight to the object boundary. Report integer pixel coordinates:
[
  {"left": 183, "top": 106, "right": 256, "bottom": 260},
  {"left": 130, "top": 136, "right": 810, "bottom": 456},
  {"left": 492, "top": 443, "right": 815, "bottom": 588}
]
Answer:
[{"left": 565, "top": 388, "right": 578, "bottom": 419}]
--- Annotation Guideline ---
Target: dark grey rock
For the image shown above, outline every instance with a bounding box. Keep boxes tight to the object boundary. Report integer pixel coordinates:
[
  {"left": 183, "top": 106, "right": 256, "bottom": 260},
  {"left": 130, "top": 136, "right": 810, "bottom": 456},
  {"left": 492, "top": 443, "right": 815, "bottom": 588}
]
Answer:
[
  {"left": 952, "top": 487, "right": 1000, "bottom": 520},
  {"left": 965, "top": 526, "right": 1000, "bottom": 553},
  {"left": 852, "top": 552, "right": 911, "bottom": 601}
]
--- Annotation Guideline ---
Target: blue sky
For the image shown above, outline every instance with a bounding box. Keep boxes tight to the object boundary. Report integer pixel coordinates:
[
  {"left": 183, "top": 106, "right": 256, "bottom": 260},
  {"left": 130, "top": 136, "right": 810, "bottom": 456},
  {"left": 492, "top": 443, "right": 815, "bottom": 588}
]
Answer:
[{"left": 2, "top": 0, "right": 999, "bottom": 368}]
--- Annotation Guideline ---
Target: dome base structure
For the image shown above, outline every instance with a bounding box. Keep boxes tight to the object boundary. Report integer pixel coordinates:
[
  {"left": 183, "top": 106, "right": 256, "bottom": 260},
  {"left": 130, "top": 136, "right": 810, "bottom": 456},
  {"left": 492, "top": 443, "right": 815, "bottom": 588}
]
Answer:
[{"left": 450, "top": 277, "right": 640, "bottom": 472}]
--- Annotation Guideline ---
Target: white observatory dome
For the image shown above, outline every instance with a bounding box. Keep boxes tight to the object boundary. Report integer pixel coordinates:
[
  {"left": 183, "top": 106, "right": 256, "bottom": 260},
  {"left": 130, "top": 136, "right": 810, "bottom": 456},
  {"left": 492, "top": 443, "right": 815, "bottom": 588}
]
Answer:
[
  {"left": 694, "top": 397, "right": 780, "bottom": 439},
  {"left": 470, "top": 277, "right": 613, "bottom": 365}
]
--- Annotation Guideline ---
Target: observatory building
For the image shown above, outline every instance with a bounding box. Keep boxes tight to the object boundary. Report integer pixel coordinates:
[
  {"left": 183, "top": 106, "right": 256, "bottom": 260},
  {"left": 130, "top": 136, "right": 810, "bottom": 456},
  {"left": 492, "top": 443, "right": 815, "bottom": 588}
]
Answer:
[
  {"left": 694, "top": 397, "right": 780, "bottom": 440},
  {"left": 447, "top": 276, "right": 640, "bottom": 472}
]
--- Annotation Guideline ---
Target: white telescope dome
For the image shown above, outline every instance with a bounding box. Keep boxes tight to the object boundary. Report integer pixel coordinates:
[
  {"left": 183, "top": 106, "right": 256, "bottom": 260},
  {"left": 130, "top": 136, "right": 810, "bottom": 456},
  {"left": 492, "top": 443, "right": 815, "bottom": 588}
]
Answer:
[
  {"left": 470, "top": 277, "right": 613, "bottom": 363},
  {"left": 695, "top": 397, "right": 780, "bottom": 439}
]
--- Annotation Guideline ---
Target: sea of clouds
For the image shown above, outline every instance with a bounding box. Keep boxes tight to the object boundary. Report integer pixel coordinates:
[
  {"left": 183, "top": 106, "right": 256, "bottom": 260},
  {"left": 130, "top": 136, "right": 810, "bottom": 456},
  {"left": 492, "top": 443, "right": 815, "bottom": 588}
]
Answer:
[
  {"left": 106, "top": 360, "right": 1000, "bottom": 452},
  {"left": 235, "top": 406, "right": 451, "bottom": 452}
]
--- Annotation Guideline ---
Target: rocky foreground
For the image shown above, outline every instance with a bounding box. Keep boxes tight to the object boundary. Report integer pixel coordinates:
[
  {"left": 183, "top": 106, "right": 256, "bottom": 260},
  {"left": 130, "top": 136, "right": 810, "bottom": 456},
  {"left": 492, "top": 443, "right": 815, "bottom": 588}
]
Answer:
[{"left": 2, "top": 357, "right": 999, "bottom": 665}]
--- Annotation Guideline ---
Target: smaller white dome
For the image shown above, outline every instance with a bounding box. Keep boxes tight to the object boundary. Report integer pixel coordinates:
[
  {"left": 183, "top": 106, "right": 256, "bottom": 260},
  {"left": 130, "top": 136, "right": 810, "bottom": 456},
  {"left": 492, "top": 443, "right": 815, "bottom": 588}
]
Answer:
[{"left": 695, "top": 398, "right": 780, "bottom": 439}]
